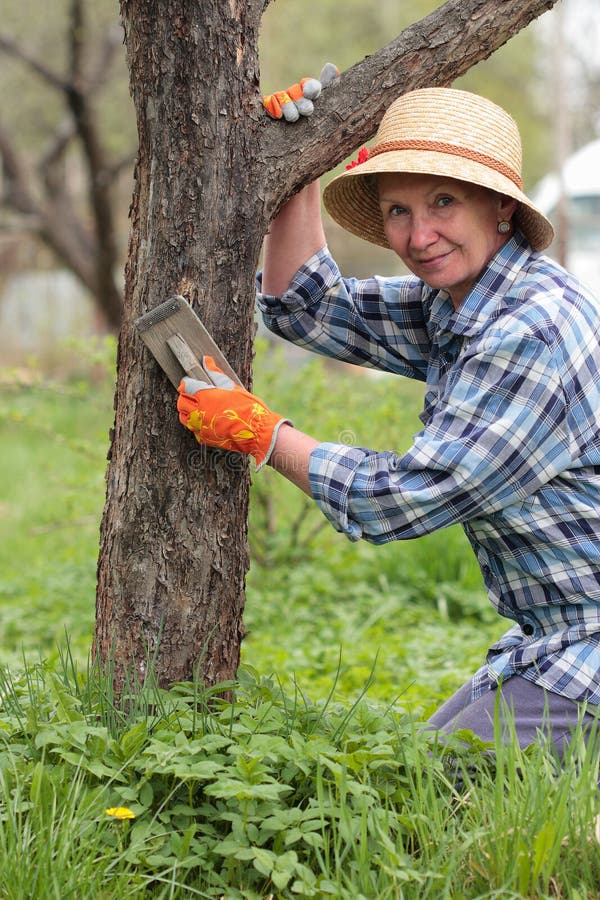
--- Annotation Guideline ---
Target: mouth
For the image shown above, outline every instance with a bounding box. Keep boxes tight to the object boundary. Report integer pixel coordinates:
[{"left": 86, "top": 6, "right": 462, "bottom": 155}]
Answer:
[{"left": 414, "top": 250, "right": 453, "bottom": 269}]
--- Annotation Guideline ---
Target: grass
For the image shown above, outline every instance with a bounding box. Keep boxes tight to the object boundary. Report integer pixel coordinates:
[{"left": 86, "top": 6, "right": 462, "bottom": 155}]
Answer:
[
  {"left": 0, "top": 655, "right": 599, "bottom": 898},
  {"left": 1, "top": 339, "right": 599, "bottom": 897},
  {"left": 0, "top": 359, "right": 106, "bottom": 663}
]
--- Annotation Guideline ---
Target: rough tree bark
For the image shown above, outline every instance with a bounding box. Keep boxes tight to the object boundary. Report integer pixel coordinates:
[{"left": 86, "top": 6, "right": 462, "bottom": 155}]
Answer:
[{"left": 94, "top": 0, "right": 558, "bottom": 694}]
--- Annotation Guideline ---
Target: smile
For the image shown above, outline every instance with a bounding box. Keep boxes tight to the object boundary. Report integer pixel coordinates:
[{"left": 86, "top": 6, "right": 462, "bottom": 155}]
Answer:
[{"left": 415, "top": 250, "right": 453, "bottom": 269}]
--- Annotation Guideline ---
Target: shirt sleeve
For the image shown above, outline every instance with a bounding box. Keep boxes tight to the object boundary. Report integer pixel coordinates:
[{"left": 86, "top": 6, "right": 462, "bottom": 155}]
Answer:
[
  {"left": 308, "top": 330, "right": 574, "bottom": 543},
  {"left": 256, "top": 247, "right": 432, "bottom": 381}
]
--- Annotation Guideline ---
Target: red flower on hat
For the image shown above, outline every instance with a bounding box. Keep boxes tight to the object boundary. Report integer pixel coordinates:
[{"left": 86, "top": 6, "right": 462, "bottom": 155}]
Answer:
[{"left": 345, "top": 147, "right": 370, "bottom": 170}]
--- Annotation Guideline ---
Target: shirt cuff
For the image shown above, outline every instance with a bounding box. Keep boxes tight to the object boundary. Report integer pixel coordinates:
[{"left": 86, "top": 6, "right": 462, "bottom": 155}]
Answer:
[
  {"left": 256, "top": 246, "right": 340, "bottom": 314},
  {"left": 308, "top": 442, "right": 367, "bottom": 541}
]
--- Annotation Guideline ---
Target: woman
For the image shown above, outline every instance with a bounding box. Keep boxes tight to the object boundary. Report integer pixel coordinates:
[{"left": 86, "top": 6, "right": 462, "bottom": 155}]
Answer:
[{"left": 177, "top": 87, "right": 600, "bottom": 755}]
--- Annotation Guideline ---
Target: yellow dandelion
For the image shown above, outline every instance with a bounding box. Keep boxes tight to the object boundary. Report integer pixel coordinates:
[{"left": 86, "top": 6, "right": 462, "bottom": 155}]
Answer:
[{"left": 106, "top": 806, "right": 136, "bottom": 821}]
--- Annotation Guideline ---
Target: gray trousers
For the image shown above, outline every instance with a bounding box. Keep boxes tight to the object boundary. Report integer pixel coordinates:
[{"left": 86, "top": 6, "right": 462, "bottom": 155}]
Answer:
[{"left": 428, "top": 675, "right": 598, "bottom": 758}]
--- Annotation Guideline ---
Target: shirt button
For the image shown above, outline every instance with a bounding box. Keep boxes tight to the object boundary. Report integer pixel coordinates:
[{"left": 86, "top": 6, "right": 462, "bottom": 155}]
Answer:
[{"left": 522, "top": 622, "right": 534, "bottom": 636}]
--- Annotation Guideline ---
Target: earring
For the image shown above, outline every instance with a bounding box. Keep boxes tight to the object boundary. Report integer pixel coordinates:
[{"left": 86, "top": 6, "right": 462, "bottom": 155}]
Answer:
[{"left": 497, "top": 220, "right": 511, "bottom": 235}]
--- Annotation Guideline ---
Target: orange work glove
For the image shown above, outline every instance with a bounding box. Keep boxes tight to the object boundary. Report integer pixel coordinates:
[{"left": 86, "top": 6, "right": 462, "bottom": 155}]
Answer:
[
  {"left": 263, "top": 63, "right": 339, "bottom": 122},
  {"left": 263, "top": 77, "right": 320, "bottom": 121},
  {"left": 177, "top": 356, "right": 291, "bottom": 470}
]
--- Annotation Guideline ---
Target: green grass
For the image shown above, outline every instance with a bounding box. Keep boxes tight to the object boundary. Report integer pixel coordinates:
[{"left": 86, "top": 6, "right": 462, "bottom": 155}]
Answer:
[
  {"left": 1, "top": 340, "right": 599, "bottom": 898},
  {"left": 0, "top": 657, "right": 599, "bottom": 898},
  {"left": 0, "top": 361, "right": 107, "bottom": 663}
]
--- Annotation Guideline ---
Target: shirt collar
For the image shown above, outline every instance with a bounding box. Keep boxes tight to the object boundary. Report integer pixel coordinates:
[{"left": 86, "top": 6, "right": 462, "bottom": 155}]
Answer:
[{"left": 435, "top": 232, "right": 535, "bottom": 338}]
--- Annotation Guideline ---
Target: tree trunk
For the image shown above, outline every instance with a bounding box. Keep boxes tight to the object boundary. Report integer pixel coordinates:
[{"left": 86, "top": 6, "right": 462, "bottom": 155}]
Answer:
[
  {"left": 95, "top": 0, "right": 266, "bottom": 690},
  {"left": 95, "top": 0, "right": 559, "bottom": 694}
]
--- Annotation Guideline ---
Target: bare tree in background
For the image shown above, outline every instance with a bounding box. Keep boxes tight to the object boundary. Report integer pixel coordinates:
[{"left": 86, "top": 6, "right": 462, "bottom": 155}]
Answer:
[{"left": 0, "top": 0, "right": 131, "bottom": 330}]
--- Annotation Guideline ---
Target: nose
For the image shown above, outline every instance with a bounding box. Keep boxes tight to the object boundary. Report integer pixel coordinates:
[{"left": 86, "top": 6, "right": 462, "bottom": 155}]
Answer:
[{"left": 409, "top": 212, "right": 437, "bottom": 251}]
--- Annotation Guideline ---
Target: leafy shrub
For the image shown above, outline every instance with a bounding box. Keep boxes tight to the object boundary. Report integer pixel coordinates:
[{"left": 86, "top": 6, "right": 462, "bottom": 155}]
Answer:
[{"left": 0, "top": 659, "right": 599, "bottom": 898}]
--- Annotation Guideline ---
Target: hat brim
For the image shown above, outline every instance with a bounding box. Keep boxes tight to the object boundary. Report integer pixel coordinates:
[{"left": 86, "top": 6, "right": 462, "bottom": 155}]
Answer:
[{"left": 323, "top": 149, "right": 554, "bottom": 252}]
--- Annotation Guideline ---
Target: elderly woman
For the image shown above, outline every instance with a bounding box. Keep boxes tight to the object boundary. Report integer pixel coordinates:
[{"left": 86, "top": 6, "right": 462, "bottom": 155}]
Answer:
[{"left": 177, "top": 88, "right": 600, "bottom": 755}]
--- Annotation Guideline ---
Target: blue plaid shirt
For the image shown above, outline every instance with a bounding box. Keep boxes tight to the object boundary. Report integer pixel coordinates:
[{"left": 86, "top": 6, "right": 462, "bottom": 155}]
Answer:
[{"left": 257, "top": 233, "right": 600, "bottom": 704}]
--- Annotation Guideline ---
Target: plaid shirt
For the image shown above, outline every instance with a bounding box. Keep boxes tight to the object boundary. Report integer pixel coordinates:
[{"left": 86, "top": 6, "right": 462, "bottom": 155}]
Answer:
[{"left": 257, "top": 233, "right": 600, "bottom": 704}]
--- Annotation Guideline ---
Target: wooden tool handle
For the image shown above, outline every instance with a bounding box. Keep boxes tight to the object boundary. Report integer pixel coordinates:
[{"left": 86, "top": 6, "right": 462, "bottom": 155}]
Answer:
[{"left": 166, "top": 333, "right": 210, "bottom": 383}]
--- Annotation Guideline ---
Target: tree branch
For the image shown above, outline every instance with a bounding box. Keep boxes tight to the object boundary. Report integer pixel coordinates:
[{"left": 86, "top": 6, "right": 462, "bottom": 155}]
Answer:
[
  {"left": 259, "top": 0, "right": 559, "bottom": 209},
  {"left": 38, "top": 118, "right": 76, "bottom": 176},
  {"left": 34, "top": 19, "right": 126, "bottom": 177},
  {"left": 0, "top": 123, "right": 96, "bottom": 289},
  {"left": 0, "top": 33, "right": 68, "bottom": 92},
  {"left": 69, "top": 0, "right": 85, "bottom": 90},
  {"left": 63, "top": 0, "right": 123, "bottom": 328},
  {"left": 0, "top": 15, "right": 122, "bottom": 100},
  {"left": 0, "top": 122, "right": 36, "bottom": 214}
]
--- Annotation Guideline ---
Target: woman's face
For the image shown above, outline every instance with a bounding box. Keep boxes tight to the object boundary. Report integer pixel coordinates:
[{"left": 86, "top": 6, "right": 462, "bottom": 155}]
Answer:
[{"left": 378, "top": 172, "right": 518, "bottom": 308}]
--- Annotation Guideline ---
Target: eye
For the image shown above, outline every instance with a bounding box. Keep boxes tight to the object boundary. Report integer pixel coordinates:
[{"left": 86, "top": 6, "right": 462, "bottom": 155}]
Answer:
[
  {"left": 436, "top": 195, "right": 453, "bottom": 209},
  {"left": 387, "top": 204, "right": 408, "bottom": 217}
]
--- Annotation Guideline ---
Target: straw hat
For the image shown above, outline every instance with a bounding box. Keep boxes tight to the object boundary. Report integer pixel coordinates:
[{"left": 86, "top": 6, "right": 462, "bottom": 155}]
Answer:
[{"left": 323, "top": 87, "right": 554, "bottom": 252}]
